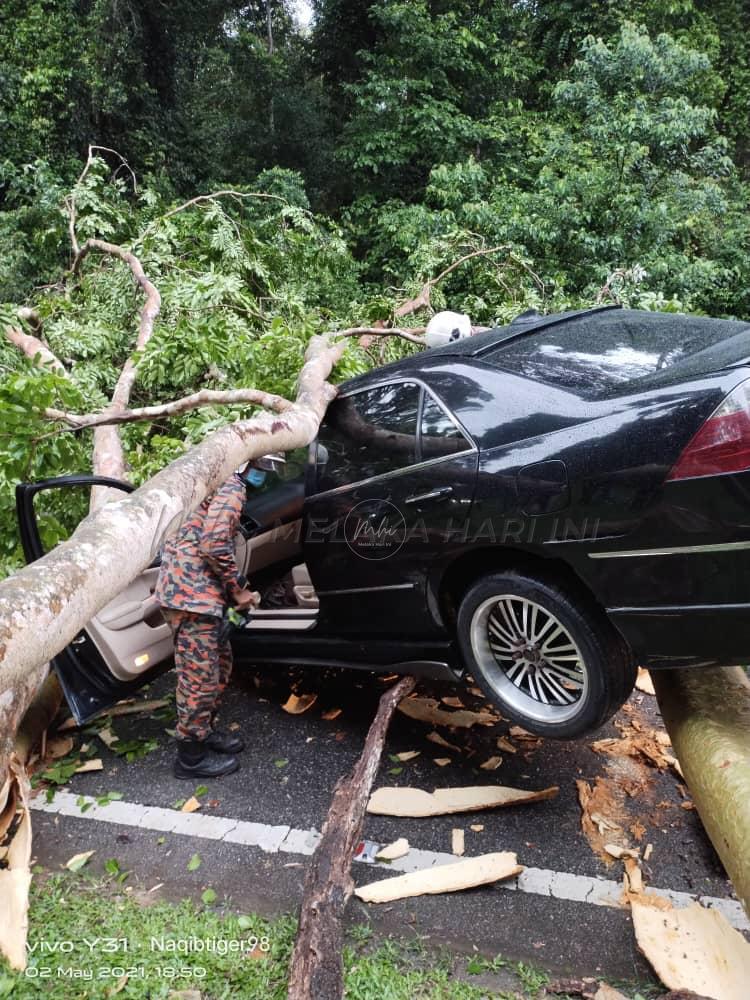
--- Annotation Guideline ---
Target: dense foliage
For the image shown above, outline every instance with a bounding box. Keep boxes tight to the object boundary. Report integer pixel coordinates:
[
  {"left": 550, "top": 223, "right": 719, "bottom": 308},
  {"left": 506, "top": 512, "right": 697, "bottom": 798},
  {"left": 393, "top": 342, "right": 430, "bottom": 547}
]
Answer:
[{"left": 1, "top": 1, "right": 750, "bottom": 570}]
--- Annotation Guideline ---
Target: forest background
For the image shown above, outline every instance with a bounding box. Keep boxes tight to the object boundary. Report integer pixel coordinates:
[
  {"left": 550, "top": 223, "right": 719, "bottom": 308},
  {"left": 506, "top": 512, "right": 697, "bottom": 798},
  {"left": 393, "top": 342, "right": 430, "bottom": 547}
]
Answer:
[{"left": 1, "top": 0, "right": 749, "bottom": 573}]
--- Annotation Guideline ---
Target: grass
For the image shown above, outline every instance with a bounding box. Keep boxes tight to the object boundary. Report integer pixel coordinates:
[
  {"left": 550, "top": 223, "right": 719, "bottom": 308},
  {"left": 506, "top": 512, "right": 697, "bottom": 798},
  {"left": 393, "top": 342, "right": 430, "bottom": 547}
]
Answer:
[
  {"left": 0, "top": 874, "right": 554, "bottom": 999},
  {"left": 0, "top": 874, "right": 659, "bottom": 999}
]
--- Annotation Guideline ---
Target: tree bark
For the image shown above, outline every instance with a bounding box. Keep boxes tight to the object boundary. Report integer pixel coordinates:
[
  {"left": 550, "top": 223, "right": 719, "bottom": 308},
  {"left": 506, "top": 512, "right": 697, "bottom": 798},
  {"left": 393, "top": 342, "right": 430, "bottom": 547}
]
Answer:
[
  {"left": 287, "top": 675, "right": 416, "bottom": 1000},
  {"left": 0, "top": 335, "right": 344, "bottom": 789},
  {"left": 45, "top": 387, "right": 292, "bottom": 429},
  {"left": 652, "top": 666, "right": 750, "bottom": 918}
]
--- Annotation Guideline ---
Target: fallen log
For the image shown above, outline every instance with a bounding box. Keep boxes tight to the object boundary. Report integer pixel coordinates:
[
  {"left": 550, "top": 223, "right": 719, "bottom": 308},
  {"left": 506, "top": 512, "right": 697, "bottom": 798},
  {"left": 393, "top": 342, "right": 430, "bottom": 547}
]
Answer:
[
  {"left": 652, "top": 666, "right": 750, "bottom": 918},
  {"left": 287, "top": 675, "right": 415, "bottom": 1000}
]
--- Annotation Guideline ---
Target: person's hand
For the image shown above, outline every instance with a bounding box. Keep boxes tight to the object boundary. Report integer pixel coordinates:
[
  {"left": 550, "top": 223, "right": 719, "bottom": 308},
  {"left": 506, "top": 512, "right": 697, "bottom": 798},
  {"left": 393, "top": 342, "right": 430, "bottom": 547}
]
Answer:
[{"left": 234, "top": 588, "right": 261, "bottom": 611}]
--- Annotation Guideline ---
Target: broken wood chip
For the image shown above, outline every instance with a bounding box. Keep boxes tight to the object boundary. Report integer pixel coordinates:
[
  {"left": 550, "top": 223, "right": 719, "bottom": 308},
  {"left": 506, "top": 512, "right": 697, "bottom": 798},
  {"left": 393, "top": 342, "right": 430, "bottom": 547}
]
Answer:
[
  {"left": 426, "top": 731, "right": 462, "bottom": 753},
  {"left": 398, "top": 696, "right": 498, "bottom": 729},
  {"left": 593, "top": 986, "right": 629, "bottom": 1000},
  {"left": 282, "top": 693, "right": 318, "bottom": 715},
  {"left": 97, "top": 726, "right": 119, "bottom": 749},
  {"left": 367, "top": 784, "right": 559, "bottom": 817},
  {"left": 629, "top": 820, "right": 647, "bottom": 842},
  {"left": 470, "top": 824, "right": 484, "bottom": 832},
  {"left": 375, "top": 838, "right": 409, "bottom": 862},
  {"left": 631, "top": 899, "right": 750, "bottom": 996},
  {"left": 433, "top": 758, "right": 451, "bottom": 767},
  {"left": 106, "top": 698, "right": 169, "bottom": 718},
  {"left": 181, "top": 797, "right": 201, "bottom": 813},
  {"left": 0, "top": 758, "right": 32, "bottom": 970},
  {"left": 44, "top": 736, "right": 74, "bottom": 760},
  {"left": 635, "top": 667, "right": 656, "bottom": 696},
  {"left": 321, "top": 707, "right": 342, "bottom": 721},
  {"left": 479, "top": 756, "right": 502, "bottom": 771},
  {"left": 440, "top": 696, "right": 465, "bottom": 709},
  {"left": 75, "top": 759, "right": 103, "bottom": 773},
  {"left": 623, "top": 856, "right": 644, "bottom": 894},
  {"left": 451, "top": 829, "right": 465, "bottom": 856},
  {"left": 354, "top": 852, "right": 523, "bottom": 904},
  {"left": 394, "top": 751, "right": 420, "bottom": 762},
  {"left": 496, "top": 736, "right": 517, "bottom": 754},
  {"left": 65, "top": 850, "right": 95, "bottom": 872},
  {"left": 604, "top": 844, "right": 639, "bottom": 860},
  {"left": 643, "top": 843, "right": 653, "bottom": 862}
]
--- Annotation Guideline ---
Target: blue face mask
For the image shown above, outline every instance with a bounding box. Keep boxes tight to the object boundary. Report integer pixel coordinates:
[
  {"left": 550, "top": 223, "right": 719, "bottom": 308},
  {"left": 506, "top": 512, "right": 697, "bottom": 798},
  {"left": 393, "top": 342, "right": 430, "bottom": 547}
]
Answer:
[{"left": 243, "top": 467, "right": 267, "bottom": 488}]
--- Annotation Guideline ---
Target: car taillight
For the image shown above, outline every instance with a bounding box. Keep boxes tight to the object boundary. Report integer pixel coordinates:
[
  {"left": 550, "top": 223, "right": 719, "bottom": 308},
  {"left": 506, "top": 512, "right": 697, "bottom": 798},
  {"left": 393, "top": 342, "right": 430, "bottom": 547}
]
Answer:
[{"left": 667, "top": 380, "right": 750, "bottom": 481}]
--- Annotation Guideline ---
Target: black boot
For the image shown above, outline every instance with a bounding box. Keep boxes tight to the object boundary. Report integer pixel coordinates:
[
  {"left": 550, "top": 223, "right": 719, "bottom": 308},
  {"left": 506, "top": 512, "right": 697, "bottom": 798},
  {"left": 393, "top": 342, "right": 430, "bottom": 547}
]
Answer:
[
  {"left": 174, "top": 739, "right": 239, "bottom": 779},
  {"left": 205, "top": 728, "right": 246, "bottom": 754}
]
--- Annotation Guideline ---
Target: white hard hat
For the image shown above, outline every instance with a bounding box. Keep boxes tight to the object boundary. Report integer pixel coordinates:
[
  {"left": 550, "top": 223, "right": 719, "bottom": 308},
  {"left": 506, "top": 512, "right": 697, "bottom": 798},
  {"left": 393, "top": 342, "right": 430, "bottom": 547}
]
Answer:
[{"left": 425, "top": 311, "right": 472, "bottom": 348}]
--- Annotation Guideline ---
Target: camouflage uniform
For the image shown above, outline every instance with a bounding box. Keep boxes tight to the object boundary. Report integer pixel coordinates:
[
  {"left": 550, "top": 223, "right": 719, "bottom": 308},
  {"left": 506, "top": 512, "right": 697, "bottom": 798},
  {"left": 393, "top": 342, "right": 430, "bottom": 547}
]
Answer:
[{"left": 156, "top": 474, "right": 247, "bottom": 741}]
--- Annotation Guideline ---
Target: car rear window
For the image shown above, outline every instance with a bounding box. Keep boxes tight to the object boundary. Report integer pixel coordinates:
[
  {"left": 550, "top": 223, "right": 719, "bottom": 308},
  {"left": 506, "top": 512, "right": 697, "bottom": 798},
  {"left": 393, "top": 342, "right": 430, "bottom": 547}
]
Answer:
[{"left": 482, "top": 310, "right": 750, "bottom": 399}]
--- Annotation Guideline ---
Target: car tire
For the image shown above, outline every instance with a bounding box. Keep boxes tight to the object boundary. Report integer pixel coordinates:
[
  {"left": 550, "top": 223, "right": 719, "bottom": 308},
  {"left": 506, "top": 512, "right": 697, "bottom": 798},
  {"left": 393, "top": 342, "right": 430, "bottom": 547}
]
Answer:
[{"left": 456, "top": 571, "right": 636, "bottom": 739}]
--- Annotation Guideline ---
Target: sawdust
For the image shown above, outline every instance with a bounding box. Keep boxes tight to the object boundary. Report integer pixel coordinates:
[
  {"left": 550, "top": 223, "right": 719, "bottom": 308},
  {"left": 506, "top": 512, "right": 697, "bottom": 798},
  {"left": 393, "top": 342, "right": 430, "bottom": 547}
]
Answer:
[{"left": 576, "top": 777, "right": 632, "bottom": 863}]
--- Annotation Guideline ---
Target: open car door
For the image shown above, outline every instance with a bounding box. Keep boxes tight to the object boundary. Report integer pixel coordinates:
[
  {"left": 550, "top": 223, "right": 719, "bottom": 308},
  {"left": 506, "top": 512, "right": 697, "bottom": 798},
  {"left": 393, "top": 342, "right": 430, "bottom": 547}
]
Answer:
[{"left": 15, "top": 475, "right": 174, "bottom": 723}]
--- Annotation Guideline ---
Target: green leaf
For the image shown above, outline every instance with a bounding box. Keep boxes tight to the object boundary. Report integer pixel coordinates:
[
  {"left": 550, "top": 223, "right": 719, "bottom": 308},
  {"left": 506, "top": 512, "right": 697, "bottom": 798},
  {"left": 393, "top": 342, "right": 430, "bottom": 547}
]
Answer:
[
  {"left": 237, "top": 915, "right": 253, "bottom": 931},
  {"left": 194, "top": 784, "right": 209, "bottom": 797},
  {"left": 104, "top": 858, "right": 121, "bottom": 875},
  {"left": 187, "top": 853, "right": 202, "bottom": 872},
  {"left": 201, "top": 888, "right": 217, "bottom": 905},
  {"left": 274, "top": 758, "right": 288, "bottom": 769}
]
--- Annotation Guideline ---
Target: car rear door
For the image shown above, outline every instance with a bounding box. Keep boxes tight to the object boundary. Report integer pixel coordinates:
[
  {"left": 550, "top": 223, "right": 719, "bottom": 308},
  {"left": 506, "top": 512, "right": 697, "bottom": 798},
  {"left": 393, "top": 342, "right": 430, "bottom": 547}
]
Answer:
[{"left": 16, "top": 475, "right": 174, "bottom": 723}]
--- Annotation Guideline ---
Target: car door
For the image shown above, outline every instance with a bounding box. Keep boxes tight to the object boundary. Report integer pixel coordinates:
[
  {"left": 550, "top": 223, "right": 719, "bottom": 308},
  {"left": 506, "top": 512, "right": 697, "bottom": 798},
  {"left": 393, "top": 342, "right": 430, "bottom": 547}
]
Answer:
[
  {"left": 15, "top": 475, "right": 174, "bottom": 723},
  {"left": 303, "top": 379, "right": 478, "bottom": 635}
]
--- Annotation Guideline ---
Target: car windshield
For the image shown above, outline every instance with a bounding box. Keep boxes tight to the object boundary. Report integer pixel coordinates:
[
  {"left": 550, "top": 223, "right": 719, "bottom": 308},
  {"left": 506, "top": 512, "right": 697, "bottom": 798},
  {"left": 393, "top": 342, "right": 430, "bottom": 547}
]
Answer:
[{"left": 482, "top": 310, "right": 750, "bottom": 399}]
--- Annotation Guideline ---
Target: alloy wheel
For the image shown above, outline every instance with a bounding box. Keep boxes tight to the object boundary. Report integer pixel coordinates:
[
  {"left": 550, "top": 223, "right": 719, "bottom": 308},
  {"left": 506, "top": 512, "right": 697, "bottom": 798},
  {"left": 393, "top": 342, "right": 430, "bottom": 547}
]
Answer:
[{"left": 469, "top": 594, "right": 588, "bottom": 723}]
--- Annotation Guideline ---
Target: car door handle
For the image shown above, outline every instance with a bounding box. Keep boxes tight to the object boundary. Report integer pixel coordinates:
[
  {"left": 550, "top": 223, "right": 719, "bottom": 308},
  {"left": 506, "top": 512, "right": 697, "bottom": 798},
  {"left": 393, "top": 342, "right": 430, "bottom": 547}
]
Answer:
[{"left": 404, "top": 486, "right": 454, "bottom": 505}]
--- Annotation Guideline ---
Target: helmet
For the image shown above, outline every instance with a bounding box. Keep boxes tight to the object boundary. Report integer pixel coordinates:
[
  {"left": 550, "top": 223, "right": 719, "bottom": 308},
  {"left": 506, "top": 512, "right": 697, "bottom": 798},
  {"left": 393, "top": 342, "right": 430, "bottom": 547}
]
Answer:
[
  {"left": 425, "top": 310, "right": 472, "bottom": 348},
  {"left": 235, "top": 452, "right": 286, "bottom": 478},
  {"left": 253, "top": 452, "right": 286, "bottom": 473}
]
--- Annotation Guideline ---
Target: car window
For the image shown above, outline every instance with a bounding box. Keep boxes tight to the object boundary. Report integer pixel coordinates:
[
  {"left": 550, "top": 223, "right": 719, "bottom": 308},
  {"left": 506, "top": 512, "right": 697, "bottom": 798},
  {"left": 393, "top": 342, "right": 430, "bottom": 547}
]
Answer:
[
  {"left": 482, "top": 311, "right": 750, "bottom": 400},
  {"left": 420, "top": 392, "right": 470, "bottom": 459},
  {"left": 316, "top": 382, "right": 420, "bottom": 492}
]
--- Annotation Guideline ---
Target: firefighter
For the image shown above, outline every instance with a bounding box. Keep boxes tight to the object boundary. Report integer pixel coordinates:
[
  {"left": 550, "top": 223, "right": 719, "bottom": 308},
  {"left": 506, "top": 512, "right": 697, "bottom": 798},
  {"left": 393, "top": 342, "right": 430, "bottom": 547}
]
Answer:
[{"left": 155, "top": 453, "right": 285, "bottom": 778}]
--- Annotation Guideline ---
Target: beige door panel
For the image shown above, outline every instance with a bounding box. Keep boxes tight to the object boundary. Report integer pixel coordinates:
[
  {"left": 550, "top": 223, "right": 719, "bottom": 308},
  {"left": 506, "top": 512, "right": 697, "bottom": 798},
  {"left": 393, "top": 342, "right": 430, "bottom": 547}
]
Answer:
[
  {"left": 234, "top": 519, "right": 303, "bottom": 577},
  {"left": 86, "top": 567, "right": 173, "bottom": 682}
]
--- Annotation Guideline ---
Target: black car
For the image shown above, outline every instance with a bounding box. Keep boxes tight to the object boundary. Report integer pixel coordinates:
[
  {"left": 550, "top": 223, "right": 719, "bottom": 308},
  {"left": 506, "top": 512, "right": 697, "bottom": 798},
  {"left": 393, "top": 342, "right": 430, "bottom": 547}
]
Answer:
[{"left": 17, "top": 305, "right": 750, "bottom": 738}]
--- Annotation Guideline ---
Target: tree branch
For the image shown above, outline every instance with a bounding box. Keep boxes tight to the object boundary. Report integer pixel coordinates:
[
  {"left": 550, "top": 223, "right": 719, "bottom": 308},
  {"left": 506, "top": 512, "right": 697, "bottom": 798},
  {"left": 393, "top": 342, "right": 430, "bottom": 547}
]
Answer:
[
  {"left": 70, "top": 236, "right": 161, "bottom": 494},
  {"left": 3, "top": 327, "right": 66, "bottom": 375},
  {"left": 394, "top": 244, "right": 512, "bottom": 319},
  {"left": 45, "top": 388, "right": 293, "bottom": 430},
  {"left": 332, "top": 325, "right": 427, "bottom": 346},
  {"left": 65, "top": 145, "right": 137, "bottom": 257},
  {"left": 161, "top": 189, "right": 288, "bottom": 220}
]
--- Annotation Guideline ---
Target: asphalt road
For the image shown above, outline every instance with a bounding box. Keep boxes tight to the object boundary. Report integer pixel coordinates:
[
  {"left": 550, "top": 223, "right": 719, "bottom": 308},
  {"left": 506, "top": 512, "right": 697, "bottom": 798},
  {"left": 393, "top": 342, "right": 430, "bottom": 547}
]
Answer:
[{"left": 29, "top": 661, "right": 746, "bottom": 986}]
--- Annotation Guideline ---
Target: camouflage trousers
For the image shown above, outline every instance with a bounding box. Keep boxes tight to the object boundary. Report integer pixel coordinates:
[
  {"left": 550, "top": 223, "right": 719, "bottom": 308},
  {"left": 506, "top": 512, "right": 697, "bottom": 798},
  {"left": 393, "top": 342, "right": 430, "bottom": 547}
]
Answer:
[{"left": 161, "top": 608, "right": 233, "bottom": 741}]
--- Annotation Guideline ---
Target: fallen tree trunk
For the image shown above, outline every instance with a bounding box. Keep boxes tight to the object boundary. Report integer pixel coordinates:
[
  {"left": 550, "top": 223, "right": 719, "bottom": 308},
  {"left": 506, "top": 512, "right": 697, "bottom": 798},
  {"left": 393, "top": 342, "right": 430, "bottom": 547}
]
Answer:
[
  {"left": 287, "top": 675, "right": 416, "bottom": 1000},
  {"left": 652, "top": 666, "right": 750, "bottom": 917},
  {"left": 0, "top": 335, "right": 344, "bottom": 789}
]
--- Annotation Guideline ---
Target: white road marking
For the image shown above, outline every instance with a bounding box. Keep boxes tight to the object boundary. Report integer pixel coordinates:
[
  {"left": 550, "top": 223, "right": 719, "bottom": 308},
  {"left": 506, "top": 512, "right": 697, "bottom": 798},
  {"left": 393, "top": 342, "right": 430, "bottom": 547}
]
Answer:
[{"left": 31, "top": 790, "right": 749, "bottom": 932}]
